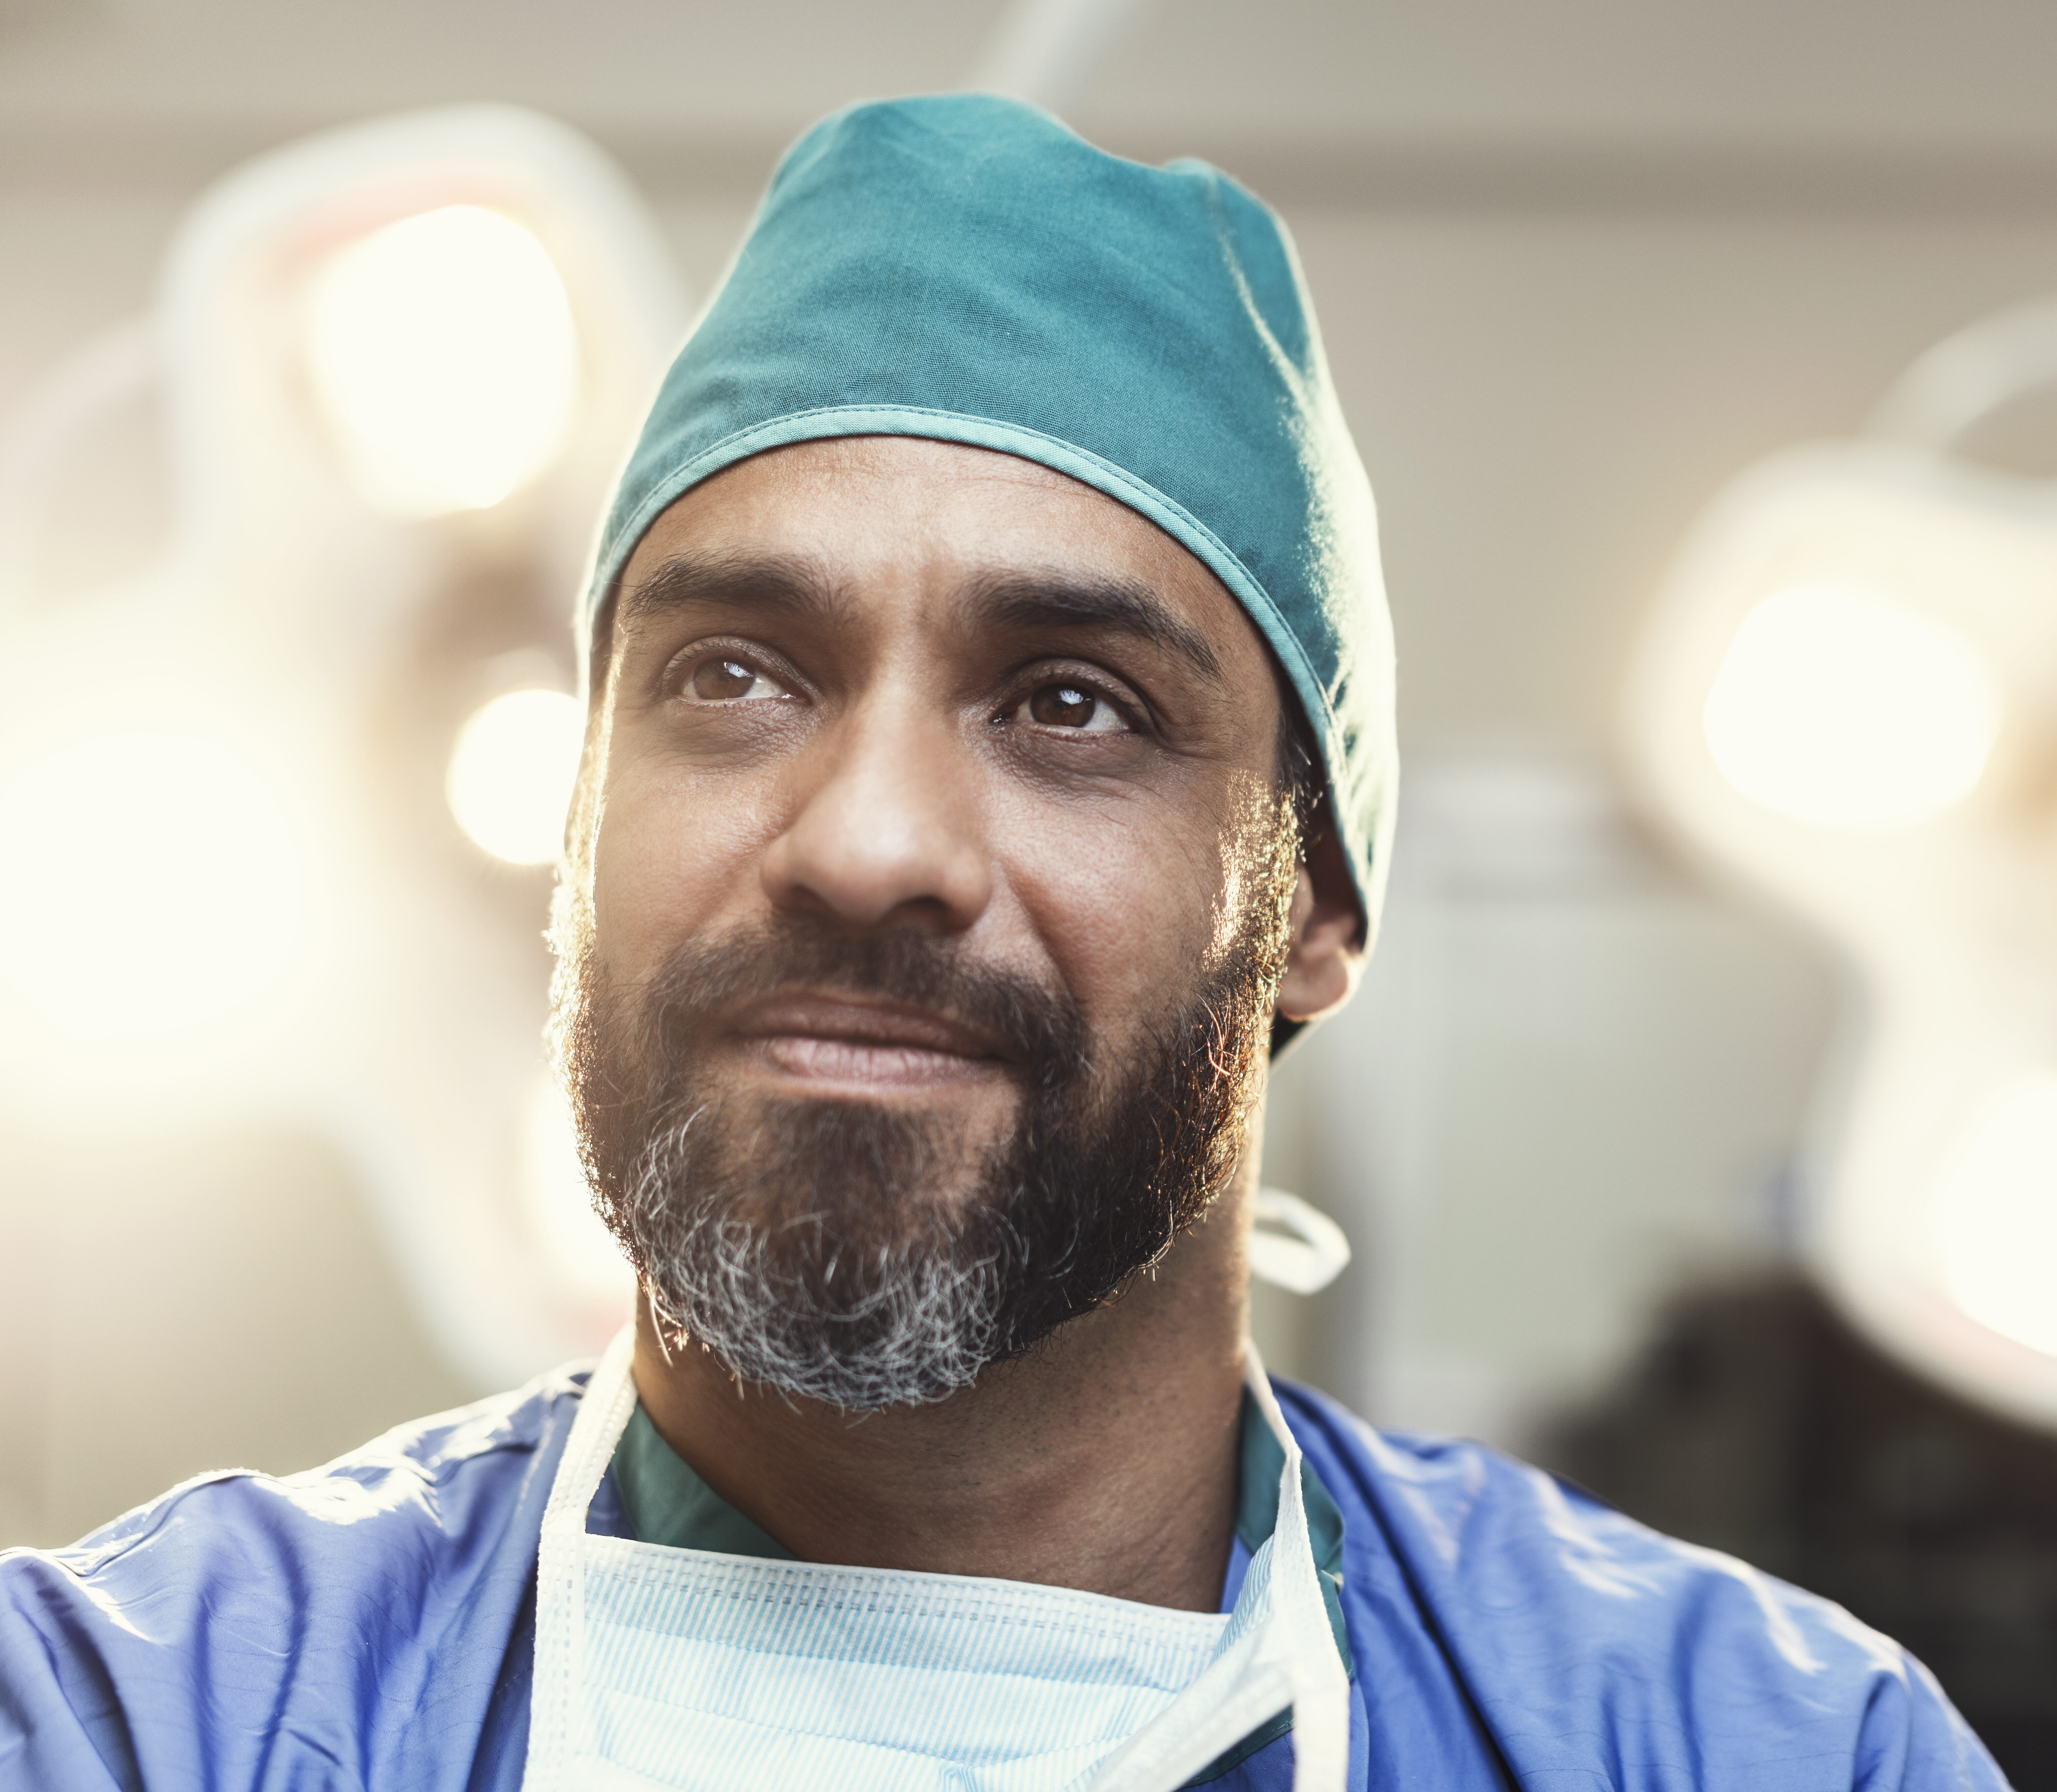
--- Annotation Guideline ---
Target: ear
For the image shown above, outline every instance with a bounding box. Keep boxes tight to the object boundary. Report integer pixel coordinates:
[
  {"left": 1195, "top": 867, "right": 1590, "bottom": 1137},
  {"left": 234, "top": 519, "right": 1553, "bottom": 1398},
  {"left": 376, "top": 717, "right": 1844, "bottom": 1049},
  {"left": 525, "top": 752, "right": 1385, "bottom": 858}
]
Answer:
[{"left": 1275, "top": 823, "right": 1365, "bottom": 1025}]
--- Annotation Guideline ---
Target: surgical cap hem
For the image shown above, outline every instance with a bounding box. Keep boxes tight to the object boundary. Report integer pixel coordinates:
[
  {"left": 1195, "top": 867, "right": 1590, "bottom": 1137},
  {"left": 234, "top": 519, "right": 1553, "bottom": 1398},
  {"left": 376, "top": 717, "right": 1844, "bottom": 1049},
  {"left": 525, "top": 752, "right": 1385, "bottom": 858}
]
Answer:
[{"left": 584, "top": 401, "right": 1372, "bottom": 924}]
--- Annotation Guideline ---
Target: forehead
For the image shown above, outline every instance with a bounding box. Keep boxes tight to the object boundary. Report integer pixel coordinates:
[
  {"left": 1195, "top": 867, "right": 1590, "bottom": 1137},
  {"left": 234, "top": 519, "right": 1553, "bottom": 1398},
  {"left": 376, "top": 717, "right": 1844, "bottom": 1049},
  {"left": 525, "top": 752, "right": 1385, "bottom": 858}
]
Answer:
[{"left": 610, "top": 436, "right": 1270, "bottom": 677}]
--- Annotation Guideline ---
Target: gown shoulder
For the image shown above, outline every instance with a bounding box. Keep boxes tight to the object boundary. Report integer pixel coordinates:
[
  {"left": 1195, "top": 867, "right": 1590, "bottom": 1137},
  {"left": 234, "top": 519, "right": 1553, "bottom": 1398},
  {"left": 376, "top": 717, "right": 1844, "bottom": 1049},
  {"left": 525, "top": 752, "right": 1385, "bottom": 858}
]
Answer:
[
  {"left": 0, "top": 1362, "right": 590, "bottom": 1791},
  {"left": 1271, "top": 1378, "right": 2010, "bottom": 1791}
]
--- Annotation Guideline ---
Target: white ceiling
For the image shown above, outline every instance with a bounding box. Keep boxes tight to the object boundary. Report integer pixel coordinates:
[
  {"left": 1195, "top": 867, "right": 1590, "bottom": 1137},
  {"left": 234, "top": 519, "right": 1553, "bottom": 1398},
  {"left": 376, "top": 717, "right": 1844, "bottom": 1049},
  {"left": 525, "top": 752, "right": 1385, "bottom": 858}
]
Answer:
[
  {"left": 11, "top": 0, "right": 2057, "bottom": 203},
  {"left": 1099, "top": 0, "right": 2057, "bottom": 149}
]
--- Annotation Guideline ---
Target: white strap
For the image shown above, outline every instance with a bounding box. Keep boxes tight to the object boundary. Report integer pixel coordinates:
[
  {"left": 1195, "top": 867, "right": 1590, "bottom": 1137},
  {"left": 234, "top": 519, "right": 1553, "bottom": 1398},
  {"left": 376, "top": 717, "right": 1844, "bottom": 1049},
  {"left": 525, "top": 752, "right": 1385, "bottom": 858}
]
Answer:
[
  {"left": 523, "top": 1322, "right": 639, "bottom": 1792},
  {"left": 1248, "top": 1188, "right": 1351, "bottom": 1295},
  {"left": 1242, "top": 1345, "right": 1351, "bottom": 1792},
  {"left": 1086, "top": 1343, "right": 1349, "bottom": 1792},
  {"left": 1084, "top": 1602, "right": 1293, "bottom": 1792}
]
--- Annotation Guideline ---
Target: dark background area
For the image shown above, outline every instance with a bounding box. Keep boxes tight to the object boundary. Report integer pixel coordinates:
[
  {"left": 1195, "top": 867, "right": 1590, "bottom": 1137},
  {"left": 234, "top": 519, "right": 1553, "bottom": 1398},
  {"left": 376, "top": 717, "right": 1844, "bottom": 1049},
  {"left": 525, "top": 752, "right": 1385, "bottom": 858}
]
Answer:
[{"left": 1545, "top": 1274, "right": 2057, "bottom": 1784}]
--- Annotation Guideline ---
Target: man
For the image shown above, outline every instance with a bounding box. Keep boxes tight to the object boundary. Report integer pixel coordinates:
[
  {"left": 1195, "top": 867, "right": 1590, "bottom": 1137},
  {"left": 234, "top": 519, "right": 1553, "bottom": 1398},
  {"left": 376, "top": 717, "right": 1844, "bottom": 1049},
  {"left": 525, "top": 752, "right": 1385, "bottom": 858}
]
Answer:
[{"left": 0, "top": 96, "right": 2005, "bottom": 1791}]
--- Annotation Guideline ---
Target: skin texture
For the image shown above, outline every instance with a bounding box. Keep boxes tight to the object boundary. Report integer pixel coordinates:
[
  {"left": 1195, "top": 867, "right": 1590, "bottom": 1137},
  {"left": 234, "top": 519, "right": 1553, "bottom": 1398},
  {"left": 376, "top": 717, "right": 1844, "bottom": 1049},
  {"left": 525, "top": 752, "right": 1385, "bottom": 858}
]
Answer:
[{"left": 579, "top": 435, "right": 1362, "bottom": 1611}]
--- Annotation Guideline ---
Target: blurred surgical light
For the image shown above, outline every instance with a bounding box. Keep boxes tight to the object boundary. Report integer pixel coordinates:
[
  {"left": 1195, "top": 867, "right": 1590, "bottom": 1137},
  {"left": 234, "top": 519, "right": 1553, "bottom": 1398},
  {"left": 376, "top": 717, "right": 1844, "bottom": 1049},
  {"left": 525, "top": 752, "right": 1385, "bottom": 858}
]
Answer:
[
  {"left": 0, "top": 726, "right": 305, "bottom": 1044},
  {"left": 306, "top": 205, "right": 578, "bottom": 515},
  {"left": 1938, "top": 1075, "right": 2057, "bottom": 1357},
  {"left": 1702, "top": 584, "right": 2001, "bottom": 830},
  {"left": 1625, "top": 293, "right": 2057, "bottom": 1428},
  {"left": 0, "top": 105, "right": 689, "bottom": 1384},
  {"left": 446, "top": 686, "right": 584, "bottom": 865}
]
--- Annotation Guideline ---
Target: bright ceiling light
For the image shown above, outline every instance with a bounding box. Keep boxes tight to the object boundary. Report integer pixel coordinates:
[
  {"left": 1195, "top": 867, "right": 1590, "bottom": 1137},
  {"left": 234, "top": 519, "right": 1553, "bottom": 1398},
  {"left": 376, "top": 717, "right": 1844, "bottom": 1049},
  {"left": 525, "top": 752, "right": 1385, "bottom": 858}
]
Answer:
[
  {"left": 1701, "top": 583, "right": 2001, "bottom": 829},
  {"left": 446, "top": 686, "right": 584, "bottom": 865},
  {"left": 306, "top": 204, "right": 579, "bottom": 515},
  {"left": 1937, "top": 1074, "right": 2057, "bottom": 1357},
  {"left": 0, "top": 726, "right": 306, "bottom": 1045}
]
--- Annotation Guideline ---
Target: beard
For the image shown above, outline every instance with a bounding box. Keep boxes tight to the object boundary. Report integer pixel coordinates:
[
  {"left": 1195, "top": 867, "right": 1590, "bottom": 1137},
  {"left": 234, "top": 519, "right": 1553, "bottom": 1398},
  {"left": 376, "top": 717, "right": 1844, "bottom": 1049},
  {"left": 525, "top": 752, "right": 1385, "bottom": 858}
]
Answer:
[{"left": 560, "top": 867, "right": 1293, "bottom": 1411}]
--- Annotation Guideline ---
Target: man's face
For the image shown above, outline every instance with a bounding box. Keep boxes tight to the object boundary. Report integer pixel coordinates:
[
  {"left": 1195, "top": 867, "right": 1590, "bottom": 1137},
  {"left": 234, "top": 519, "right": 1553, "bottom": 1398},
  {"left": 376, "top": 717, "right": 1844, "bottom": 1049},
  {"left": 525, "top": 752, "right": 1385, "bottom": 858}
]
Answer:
[{"left": 561, "top": 436, "right": 1311, "bottom": 1407}]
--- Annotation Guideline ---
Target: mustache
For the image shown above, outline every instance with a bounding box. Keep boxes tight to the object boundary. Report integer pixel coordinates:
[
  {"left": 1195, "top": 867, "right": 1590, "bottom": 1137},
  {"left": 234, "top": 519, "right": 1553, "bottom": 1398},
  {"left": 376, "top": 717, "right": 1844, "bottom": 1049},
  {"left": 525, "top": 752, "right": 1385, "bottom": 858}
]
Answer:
[
  {"left": 616, "top": 916, "right": 1089, "bottom": 1101},
  {"left": 564, "top": 894, "right": 1289, "bottom": 1408}
]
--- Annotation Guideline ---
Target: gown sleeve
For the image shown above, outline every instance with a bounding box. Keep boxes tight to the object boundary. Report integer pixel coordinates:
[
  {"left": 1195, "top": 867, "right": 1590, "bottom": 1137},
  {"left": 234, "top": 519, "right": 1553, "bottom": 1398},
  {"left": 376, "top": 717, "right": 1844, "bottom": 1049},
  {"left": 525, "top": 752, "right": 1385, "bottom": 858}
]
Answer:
[{"left": 0, "top": 1374, "right": 581, "bottom": 1792}]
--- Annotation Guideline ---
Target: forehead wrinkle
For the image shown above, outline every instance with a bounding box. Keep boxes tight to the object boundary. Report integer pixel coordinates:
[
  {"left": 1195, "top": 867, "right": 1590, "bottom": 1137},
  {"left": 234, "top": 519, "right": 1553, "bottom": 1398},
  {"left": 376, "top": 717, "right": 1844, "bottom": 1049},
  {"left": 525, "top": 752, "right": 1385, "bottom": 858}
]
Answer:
[{"left": 958, "top": 570, "right": 1228, "bottom": 692}]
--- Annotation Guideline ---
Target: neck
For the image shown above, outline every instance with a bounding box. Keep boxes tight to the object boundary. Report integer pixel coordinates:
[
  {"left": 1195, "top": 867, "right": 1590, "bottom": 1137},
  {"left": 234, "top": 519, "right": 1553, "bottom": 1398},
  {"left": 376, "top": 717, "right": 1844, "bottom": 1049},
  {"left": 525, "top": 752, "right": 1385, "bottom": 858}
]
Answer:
[{"left": 629, "top": 1162, "right": 1257, "bottom": 1612}]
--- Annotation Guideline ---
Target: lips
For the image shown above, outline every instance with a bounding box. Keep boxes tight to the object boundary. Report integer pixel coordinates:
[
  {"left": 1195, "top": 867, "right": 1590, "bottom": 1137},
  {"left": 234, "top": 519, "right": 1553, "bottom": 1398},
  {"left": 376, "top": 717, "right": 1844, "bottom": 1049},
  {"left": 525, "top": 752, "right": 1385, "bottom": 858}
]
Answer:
[{"left": 730, "top": 992, "right": 1009, "bottom": 1090}]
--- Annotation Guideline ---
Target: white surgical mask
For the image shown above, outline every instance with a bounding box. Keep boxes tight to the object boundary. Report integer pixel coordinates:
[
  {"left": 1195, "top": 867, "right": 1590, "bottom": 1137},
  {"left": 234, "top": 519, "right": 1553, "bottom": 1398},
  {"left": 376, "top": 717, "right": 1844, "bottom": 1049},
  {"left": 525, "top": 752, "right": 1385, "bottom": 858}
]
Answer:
[{"left": 522, "top": 1325, "right": 1349, "bottom": 1792}]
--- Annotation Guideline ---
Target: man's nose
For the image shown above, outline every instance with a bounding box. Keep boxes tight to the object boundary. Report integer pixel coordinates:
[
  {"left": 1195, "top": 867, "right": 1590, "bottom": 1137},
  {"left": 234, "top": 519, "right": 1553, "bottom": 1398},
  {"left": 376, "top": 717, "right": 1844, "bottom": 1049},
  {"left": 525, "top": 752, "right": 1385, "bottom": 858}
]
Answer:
[{"left": 757, "top": 699, "right": 994, "bottom": 933}]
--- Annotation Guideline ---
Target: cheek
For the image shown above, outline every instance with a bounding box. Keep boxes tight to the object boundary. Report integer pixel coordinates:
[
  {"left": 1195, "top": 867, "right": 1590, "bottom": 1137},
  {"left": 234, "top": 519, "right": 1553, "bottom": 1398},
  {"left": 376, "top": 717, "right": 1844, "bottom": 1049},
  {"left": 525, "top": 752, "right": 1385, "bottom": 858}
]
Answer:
[
  {"left": 589, "top": 750, "right": 779, "bottom": 978},
  {"left": 1209, "top": 778, "right": 1296, "bottom": 951},
  {"left": 998, "top": 781, "right": 1253, "bottom": 1030}
]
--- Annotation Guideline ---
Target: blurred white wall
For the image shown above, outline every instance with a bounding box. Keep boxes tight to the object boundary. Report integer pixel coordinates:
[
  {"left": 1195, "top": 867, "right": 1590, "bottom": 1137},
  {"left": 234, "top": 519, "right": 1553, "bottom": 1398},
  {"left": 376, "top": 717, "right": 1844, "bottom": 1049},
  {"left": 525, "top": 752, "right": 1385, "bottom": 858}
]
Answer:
[{"left": 8, "top": 0, "right": 2057, "bottom": 1543}]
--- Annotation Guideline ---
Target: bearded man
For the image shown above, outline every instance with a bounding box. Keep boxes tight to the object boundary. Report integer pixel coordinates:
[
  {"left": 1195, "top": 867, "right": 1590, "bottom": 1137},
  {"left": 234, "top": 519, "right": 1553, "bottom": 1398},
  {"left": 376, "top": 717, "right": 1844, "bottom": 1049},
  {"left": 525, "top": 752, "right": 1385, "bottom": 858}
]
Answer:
[{"left": 0, "top": 96, "right": 2005, "bottom": 1792}]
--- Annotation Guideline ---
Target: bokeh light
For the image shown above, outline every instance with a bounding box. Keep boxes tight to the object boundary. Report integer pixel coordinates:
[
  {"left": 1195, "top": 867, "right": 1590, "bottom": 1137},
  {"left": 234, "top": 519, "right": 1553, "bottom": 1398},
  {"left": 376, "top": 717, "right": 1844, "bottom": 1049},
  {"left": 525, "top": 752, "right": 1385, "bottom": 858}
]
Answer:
[
  {"left": 306, "top": 204, "right": 579, "bottom": 514},
  {"left": 445, "top": 686, "right": 584, "bottom": 865},
  {"left": 1937, "top": 1074, "right": 2057, "bottom": 1356},
  {"left": 0, "top": 725, "right": 306, "bottom": 1044},
  {"left": 1702, "top": 583, "right": 2001, "bottom": 829}
]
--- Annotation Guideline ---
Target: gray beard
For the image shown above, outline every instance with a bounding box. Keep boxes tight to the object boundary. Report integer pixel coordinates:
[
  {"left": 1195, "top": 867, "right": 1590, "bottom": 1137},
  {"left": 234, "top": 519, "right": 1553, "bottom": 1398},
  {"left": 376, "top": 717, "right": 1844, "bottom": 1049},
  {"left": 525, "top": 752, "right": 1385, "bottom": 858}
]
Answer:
[
  {"left": 565, "top": 901, "right": 1289, "bottom": 1411},
  {"left": 612, "top": 1099, "right": 1016, "bottom": 1410}
]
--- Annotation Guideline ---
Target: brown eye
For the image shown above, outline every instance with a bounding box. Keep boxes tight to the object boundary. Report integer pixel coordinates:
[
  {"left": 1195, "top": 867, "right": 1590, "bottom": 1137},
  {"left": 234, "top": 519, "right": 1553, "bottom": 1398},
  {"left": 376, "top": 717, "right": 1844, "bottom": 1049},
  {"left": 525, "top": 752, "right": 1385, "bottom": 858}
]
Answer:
[
  {"left": 1022, "top": 682, "right": 1125, "bottom": 732},
  {"left": 688, "top": 657, "right": 780, "bottom": 702}
]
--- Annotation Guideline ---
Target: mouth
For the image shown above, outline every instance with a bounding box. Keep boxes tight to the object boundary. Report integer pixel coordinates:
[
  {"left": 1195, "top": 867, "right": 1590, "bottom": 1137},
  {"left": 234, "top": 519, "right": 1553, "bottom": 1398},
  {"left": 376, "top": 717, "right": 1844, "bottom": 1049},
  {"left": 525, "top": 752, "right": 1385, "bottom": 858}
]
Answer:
[{"left": 729, "top": 991, "right": 1012, "bottom": 1093}]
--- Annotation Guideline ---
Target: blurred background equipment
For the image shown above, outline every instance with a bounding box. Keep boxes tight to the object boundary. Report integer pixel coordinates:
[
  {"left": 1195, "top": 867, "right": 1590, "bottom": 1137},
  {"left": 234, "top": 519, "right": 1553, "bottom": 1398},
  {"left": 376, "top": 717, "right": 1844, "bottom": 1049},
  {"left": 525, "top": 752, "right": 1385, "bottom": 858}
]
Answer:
[
  {"left": 0, "top": 101, "right": 692, "bottom": 1459},
  {"left": 6, "top": 1, "right": 2057, "bottom": 1777},
  {"left": 1624, "top": 297, "right": 2057, "bottom": 1432}
]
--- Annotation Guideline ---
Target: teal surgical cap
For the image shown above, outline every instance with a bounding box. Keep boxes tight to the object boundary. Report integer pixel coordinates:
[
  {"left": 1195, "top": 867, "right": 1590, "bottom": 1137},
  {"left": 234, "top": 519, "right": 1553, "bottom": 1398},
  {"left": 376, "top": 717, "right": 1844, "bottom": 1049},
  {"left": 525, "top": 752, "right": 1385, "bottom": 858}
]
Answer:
[{"left": 585, "top": 93, "right": 1397, "bottom": 940}]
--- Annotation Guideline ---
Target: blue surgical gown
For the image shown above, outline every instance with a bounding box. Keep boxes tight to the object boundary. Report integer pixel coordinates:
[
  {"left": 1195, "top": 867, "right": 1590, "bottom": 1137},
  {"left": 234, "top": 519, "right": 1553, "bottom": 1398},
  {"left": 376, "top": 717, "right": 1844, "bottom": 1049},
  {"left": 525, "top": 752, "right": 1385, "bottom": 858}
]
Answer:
[{"left": 0, "top": 1366, "right": 2007, "bottom": 1789}]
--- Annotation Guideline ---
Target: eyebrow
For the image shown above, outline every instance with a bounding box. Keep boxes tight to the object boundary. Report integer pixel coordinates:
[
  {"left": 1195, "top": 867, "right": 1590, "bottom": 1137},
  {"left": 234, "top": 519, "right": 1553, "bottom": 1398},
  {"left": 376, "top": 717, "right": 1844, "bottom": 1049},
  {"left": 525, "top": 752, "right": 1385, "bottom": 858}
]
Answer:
[
  {"left": 617, "top": 551, "right": 850, "bottom": 632},
  {"left": 962, "top": 571, "right": 1226, "bottom": 689},
  {"left": 616, "top": 552, "right": 1224, "bottom": 690}
]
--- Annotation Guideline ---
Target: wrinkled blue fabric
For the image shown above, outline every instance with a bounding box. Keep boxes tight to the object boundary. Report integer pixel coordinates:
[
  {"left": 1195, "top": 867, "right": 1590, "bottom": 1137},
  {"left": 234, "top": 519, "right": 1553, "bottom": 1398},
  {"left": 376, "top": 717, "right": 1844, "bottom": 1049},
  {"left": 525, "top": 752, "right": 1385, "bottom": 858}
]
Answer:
[
  {"left": 0, "top": 1369, "right": 2003, "bottom": 1789},
  {"left": 583, "top": 94, "right": 1398, "bottom": 935}
]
